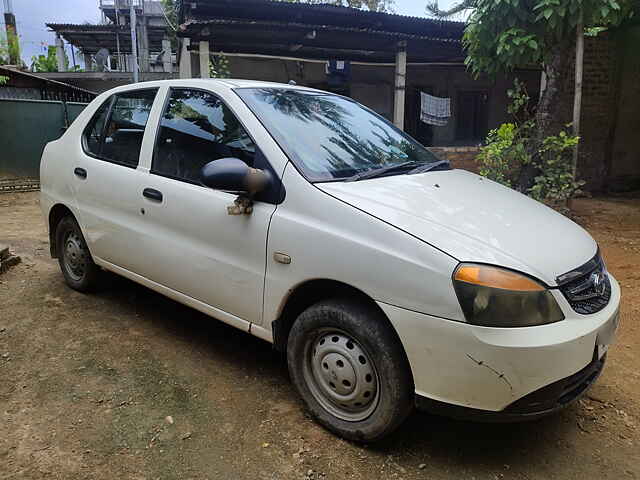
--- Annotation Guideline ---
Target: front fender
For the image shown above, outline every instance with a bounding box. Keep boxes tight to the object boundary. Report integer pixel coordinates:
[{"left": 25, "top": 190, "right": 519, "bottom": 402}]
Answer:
[{"left": 262, "top": 164, "right": 464, "bottom": 329}]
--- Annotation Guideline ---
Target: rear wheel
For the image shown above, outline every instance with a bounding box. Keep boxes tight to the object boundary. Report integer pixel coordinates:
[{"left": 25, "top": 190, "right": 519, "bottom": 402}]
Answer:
[
  {"left": 287, "top": 298, "right": 414, "bottom": 442},
  {"left": 56, "top": 216, "right": 101, "bottom": 292}
]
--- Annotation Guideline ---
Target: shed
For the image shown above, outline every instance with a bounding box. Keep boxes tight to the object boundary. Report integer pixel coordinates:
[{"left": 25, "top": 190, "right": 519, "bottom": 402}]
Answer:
[
  {"left": 0, "top": 66, "right": 97, "bottom": 102},
  {"left": 176, "top": 0, "right": 540, "bottom": 151}
]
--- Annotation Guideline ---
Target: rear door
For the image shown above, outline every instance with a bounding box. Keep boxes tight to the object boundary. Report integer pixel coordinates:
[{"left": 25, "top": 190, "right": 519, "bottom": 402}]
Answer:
[
  {"left": 73, "top": 88, "right": 159, "bottom": 271},
  {"left": 132, "top": 87, "right": 280, "bottom": 325}
]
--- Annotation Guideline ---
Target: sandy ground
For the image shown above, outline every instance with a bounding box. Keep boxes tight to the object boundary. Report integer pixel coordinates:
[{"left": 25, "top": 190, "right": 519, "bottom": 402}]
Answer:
[{"left": 0, "top": 191, "right": 638, "bottom": 480}]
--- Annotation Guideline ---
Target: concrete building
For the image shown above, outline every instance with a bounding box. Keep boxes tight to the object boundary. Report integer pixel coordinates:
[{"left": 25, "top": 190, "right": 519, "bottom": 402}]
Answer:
[{"left": 43, "top": 0, "right": 177, "bottom": 92}]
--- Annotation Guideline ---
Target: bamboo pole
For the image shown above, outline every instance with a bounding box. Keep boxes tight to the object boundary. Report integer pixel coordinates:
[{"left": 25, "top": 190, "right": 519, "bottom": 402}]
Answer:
[{"left": 571, "top": 11, "right": 584, "bottom": 180}]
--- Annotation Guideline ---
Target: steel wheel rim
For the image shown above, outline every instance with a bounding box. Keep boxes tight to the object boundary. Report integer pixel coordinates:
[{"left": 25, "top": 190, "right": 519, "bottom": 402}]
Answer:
[
  {"left": 302, "top": 328, "right": 380, "bottom": 422},
  {"left": 62, "top": 231, "right": 87, "bottom": 282}
]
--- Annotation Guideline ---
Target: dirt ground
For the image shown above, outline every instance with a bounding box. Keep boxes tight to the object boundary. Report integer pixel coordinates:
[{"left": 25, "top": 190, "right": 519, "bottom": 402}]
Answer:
[{"left": 1, "top": 191, "right": 638, "bottom": 480}]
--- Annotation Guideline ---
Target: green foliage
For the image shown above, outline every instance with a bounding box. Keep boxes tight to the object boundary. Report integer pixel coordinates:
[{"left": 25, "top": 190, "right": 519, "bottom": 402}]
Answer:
[
  {"left": 506, "top": 78, "right": 532, "bottom": 120},
  {"left": 477, "top": 79, "right": 583, "bottom": 204},
  {"left": 31, "top": 46, "right": 66, "bottom": 73},
  {"left": 0, "top": 33, "right": 11, "bottom": 83},
  {"left": 529, "top": 130, "right": 583, "bottom": 203},
  {"left": 282, "top": 0, "right": 395, "bottom": 12},
  {"left": 160, "top": 0, "right": 178, "bottom": 29},
  {"left": 462, "top": 0, "right": 635, "bottom": 78},
  {"left": 209, "top": 53, "right": 231, "bottom": 78},
  {"left": 584, "top": 26, "right": 609, "bottom": 35},
  {"left": 160, "top": 0, "right": 179, "bottom": 45},
  {"left": 0, "top": 31, "right": 21, "bottom": 66},
  {"left": 478, "top": 123, "right": 527, "bottom": 188},
  {"left": 426, "top": 0, "right": 476, "bottom": 18},
  {"left": 478, "top": 81, "right": 533, "bottom": 187}
]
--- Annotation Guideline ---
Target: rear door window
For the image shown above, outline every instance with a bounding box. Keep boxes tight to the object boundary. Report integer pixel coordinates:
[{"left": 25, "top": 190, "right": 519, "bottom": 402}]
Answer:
[
  {"left": 83, "top": 89, "right": 158, "bottom": 168},
  {"left": 101, "top": 89, "right": 158, "bottom": 168}
]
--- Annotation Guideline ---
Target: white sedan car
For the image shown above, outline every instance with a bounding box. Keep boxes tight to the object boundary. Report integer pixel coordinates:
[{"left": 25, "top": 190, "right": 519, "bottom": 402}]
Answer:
[{"left": 40, "top": 79, "right": 620, "bottom": 441}]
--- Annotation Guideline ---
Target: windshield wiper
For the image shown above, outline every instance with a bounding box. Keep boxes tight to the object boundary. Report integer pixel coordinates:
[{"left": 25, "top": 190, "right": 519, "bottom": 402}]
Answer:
[
  {"left": 407, "top": 160, "right": 450, "bottom": 175},
  {"left": 345, "top": 161, "right": 420, "bottom": 182}
]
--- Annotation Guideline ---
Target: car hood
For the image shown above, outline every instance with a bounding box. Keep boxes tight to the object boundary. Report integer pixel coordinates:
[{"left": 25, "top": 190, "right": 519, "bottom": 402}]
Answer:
[{"left": 317, "top": 169, "right": 596, "bottom": 286}]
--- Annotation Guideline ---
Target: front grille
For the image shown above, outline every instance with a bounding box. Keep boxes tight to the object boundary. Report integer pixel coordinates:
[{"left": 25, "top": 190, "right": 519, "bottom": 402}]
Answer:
[{"left": 557, "top": 252, "right": 611, "bottom": 315}]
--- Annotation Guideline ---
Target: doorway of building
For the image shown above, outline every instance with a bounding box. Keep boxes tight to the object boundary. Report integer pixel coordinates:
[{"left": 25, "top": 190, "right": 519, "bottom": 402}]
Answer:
[{"left": 455, "top": 90, "right": 489, "bottom": 144}]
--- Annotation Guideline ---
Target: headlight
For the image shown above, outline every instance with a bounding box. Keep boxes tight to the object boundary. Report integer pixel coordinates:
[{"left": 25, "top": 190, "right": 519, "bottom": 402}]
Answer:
[{"left": 453, "top": 264, "right": 564, "bottom": 327}]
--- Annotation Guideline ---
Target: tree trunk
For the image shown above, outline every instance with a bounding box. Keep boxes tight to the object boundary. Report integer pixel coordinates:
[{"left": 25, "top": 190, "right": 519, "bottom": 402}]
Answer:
[{"left": 517, "top": 39, "right": 575, "bottom": 191}]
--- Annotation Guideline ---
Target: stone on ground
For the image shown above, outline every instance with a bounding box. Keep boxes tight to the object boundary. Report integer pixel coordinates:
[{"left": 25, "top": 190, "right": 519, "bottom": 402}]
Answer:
[{"left": 0, "top": 244, "right": 21, "bottom": 274}]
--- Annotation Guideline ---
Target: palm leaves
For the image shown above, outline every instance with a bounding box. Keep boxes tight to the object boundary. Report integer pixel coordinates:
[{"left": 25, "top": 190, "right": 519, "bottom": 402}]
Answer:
[{"left": 425, "top": 0, "right": 477, "bottom": 19}]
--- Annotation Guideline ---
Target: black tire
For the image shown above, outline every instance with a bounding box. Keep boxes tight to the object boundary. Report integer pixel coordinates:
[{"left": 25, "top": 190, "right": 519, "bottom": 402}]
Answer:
[
  {"left": 55, "top": 216, "right": 101, "bottom": 292},
  {"left": 287, "top": 298, "right": 414, "bottom": 442}
]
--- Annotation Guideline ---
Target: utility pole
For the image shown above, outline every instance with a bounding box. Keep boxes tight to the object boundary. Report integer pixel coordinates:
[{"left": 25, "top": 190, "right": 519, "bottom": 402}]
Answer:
[
  {"left": 2, "top": 0, "right": 21, "bottom": 65},
  {"left": 130, "top": 0, "right": 139, "bottom": 83},
  {"left": 115, "top": 0, "right": 122, "bottom": 71}
]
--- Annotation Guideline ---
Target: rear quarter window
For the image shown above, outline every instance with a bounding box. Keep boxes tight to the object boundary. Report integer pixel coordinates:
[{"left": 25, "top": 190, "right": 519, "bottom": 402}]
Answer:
[
  {"left": 83, "top": 97, "right": 112, "bottom": 156},
  {"left": 82, "top": 89, "right": 158, "bottom": 168}
]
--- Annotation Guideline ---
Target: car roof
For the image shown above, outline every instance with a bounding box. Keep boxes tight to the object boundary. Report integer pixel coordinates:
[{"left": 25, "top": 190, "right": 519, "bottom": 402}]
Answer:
[{"left": 105, "top": 78, "right": 325, "bottom": 95}]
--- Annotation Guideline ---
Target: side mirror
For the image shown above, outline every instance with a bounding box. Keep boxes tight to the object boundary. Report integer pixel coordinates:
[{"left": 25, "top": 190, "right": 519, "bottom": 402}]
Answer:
[{"left": 201, "top": 158, "right": 272, "bottom": 195}]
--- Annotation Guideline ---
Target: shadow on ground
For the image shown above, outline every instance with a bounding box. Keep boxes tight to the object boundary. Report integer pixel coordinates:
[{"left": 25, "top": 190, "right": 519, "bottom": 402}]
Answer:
[{"left": 93, "top": 272, "right": 587, "bottom": 476}]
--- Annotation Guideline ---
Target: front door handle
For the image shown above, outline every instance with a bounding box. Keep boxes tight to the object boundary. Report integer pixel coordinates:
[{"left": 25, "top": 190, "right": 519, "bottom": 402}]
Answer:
[
  {"left": 74, "top": 167, "right": 87, "bottom": 179},
  {"left": 143, "top": 188, "right": 163, "bottom": 202}
]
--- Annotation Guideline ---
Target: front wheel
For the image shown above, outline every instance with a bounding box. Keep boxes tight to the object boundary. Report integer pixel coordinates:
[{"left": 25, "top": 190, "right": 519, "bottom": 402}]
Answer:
[
  {"left": 287, "top": 299, "right": 414, "bottom": 442},
  {"left": 56, "top": 216, "right": 101, "bottom": 292}
]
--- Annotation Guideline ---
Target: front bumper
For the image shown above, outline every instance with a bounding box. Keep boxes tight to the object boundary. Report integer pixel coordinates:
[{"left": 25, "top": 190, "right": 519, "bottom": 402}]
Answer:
[
  {"left": 415, "top": 350, "right": 606, "bottom": 421},
  {"left": 378, "top": 273, "right": 620, "bottom": 414}
]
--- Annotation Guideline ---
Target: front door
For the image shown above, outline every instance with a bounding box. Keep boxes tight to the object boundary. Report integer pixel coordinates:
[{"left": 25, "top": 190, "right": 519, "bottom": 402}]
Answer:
[{"left": 134, "top": 88, "right": 277, "bottom": 325}]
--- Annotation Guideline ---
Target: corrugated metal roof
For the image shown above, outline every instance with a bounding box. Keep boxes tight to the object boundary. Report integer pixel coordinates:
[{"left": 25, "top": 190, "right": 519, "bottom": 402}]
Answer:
[
  {"left": 181, "top": 17, "right": 462, "bottom": 44},
  {"left": 46, "top": 23, "right": 167, "bottom": 53},
  {"left": 180, "top": 0, "right": 466, "bottom": 40},
  {"left": 181, "top": 0, "right": 464, "bottom": 24},
  {"left": 46, "top": 23, "right": 128, "bottom": 31},
  {"left": 0, "top": 66, "right": 97, "bottom": 96},
  {"left": 219, "top": 0, "right": 464, "bottom": 24}
]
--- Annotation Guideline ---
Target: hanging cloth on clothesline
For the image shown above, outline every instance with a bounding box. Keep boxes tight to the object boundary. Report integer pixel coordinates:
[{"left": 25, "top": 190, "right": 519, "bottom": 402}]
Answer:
[{"left": 420, "top": 93, "right": 451, "bottom": 127}]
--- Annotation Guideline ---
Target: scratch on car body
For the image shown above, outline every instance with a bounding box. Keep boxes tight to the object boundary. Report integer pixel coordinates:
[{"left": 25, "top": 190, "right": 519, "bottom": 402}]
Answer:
[{"left": 466, "top": 354, "right": 514, "bottom": 395}]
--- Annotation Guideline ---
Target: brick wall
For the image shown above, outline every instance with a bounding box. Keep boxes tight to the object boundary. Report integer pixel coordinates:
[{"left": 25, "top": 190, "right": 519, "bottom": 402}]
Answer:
[
  {"left": 578, "top": 33, "right": 619, "bottom": 191},
  {"left": 539, "top": 30, "right": 640, "bottom": 192},
  {"left": 607, "top": 26, "right": 640, "bottom": 191},
  {"left": 428, "top": 146, "right": 480, "bottom": 173}
]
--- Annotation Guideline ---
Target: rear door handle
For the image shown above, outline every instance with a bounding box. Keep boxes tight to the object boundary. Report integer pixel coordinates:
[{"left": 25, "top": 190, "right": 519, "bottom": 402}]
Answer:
[
  {"left": 74, "top": 167, "right": 87, "bottom": 179},
  {"left": 143, "top": 188, "right": 163, "bottom": 202}
]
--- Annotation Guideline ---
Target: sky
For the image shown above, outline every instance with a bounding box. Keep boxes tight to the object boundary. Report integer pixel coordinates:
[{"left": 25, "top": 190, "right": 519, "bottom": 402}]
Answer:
[{"left": 1, "top": 0, "right": 459, "bottom": 66}]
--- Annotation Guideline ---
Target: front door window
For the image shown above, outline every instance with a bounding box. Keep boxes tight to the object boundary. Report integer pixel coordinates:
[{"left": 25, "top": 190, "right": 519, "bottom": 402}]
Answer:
[{"left": 152, "top": 88, "right": 256, "bottom": 183}]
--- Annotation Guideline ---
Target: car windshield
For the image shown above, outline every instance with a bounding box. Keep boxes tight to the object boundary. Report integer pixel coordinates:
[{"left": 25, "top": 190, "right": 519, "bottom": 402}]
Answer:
[{"left": 235, "top": 87, "right": 445, "bottom": 182}]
